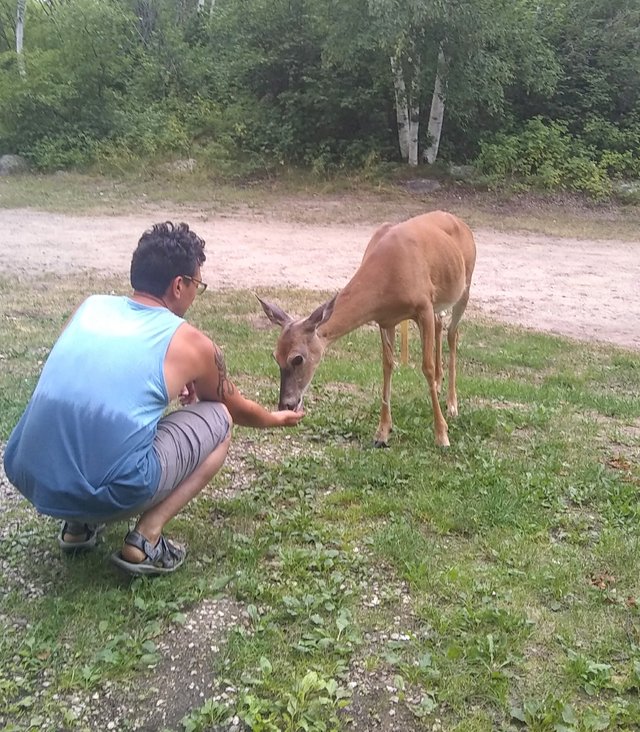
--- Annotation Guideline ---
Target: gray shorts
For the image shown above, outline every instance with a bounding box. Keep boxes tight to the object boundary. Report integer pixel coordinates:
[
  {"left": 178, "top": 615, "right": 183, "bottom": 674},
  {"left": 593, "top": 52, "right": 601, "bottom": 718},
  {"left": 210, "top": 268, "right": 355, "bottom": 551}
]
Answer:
[{"left": 148, "top": 401, "right": 231, "bottom": 508}]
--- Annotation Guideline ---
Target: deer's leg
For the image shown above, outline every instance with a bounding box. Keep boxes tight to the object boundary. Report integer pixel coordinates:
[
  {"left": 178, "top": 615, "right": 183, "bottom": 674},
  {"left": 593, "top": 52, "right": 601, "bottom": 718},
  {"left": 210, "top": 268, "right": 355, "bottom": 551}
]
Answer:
[
  {"left": 446, "top": 288, "right": 470, "bottom": 418},
  {"left": 374, "top": 325, "right": 395, "bottom": 447},
  {"left": 417, "top": 306, "right": 449, "bottom": 447},
  {"left": 434, "top": 311, "right": 444, "bottom": 394}
]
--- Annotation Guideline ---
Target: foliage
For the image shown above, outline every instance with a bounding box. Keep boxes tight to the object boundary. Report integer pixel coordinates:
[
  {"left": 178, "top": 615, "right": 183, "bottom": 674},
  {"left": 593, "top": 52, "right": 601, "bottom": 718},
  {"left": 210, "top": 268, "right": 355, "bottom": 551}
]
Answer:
[
  {"left": 0, "top": 0, "right": 639, "bottom": 196},
  {"left": 473, "top": 117, "right": 636, "bottom": 199},
  {"left": 537, "top": 0, "right": 640, "bottom": 126},
  {"left": 0, "top": 1, "right": 140, "bottom": 166}
]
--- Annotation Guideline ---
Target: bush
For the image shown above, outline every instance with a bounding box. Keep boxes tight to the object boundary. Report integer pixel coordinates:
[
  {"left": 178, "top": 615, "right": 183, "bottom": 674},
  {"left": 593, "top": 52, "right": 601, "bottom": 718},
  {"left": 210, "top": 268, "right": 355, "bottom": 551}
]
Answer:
[
  {"left": 474, "top": 117, "right": 622, "bottom": 199},
  {"left": 563, "top": 156, "right": 612, "bottom": 199},
  {"left": 29, "top": 134, "right": 96, "bottom": 170}
]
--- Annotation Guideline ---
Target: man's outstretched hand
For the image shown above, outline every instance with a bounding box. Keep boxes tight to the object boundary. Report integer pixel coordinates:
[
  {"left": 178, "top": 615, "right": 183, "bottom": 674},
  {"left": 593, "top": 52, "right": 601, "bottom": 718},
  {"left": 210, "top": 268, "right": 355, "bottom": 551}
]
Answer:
[{"left": 273, "top": 409, "right": 305, "bottom": 427}]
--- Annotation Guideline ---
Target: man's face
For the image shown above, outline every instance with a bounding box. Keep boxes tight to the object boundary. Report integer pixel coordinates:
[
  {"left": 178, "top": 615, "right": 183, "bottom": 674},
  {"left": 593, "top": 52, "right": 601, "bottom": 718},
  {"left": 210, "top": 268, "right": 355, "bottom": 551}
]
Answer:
[{"left": 176, "top": 268, "right": 204, "bottom": 316}]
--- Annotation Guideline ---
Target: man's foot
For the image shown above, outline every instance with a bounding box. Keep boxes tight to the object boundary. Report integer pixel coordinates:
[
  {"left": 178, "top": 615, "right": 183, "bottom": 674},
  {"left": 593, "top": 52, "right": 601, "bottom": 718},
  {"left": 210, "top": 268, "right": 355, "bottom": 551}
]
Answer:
[
  {"left": 57, "top": 522, "right": 106, "bottom": 553},
  {"left": 110, "top": 529, "right": 186, "bottom": 576}
]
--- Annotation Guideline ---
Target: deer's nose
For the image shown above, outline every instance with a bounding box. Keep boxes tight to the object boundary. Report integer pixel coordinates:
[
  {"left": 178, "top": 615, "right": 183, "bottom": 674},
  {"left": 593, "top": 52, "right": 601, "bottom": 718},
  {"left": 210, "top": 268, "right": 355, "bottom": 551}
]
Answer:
[{"left": 280, "top": 399, "right": 297, "bottom": 411}]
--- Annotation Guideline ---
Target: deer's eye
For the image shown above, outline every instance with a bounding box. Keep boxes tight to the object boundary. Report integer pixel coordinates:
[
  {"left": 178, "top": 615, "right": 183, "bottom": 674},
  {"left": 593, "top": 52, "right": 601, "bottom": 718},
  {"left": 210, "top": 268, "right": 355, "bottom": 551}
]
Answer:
[{"left": 291, "top": 355, "right": 304, "bottom": 367}]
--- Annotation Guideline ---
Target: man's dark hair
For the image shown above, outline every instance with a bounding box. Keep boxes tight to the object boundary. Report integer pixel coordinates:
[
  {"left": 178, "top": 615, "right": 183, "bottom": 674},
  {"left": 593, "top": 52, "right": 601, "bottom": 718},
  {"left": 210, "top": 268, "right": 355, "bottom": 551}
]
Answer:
[{"left": 130, "top": 222, "right": 206, "bottom": 297}]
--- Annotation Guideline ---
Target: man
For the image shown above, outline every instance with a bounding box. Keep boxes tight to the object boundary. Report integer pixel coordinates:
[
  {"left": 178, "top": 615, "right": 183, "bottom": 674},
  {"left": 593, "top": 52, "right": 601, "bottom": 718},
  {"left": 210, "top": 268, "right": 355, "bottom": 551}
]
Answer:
[{"left": 3, "top": 221, "right": 303, "bottom": 576}]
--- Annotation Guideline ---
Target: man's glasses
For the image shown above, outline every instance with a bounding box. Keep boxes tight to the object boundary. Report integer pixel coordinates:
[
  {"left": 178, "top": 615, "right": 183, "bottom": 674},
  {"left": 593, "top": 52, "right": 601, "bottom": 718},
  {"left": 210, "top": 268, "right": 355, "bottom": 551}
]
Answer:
[{"left": 182, "top": 275, "right": 208, "bottom": 294}]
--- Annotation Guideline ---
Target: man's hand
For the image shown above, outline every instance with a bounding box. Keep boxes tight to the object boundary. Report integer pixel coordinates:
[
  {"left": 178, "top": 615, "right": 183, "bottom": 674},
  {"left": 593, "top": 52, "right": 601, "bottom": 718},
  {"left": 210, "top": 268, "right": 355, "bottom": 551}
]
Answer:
[
  {"left": 273, "top": 409, "right": 305, "bottom": 427},
  {"left": 179, "top": 381, "right": 197, "bottom": 405}
]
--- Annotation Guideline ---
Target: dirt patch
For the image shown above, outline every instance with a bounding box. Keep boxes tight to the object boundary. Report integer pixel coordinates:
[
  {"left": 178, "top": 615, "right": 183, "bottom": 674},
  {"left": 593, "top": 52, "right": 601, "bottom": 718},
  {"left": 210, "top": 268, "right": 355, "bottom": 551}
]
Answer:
[{"left": 2, "top": 207, "right": 638, "bottom": 350}]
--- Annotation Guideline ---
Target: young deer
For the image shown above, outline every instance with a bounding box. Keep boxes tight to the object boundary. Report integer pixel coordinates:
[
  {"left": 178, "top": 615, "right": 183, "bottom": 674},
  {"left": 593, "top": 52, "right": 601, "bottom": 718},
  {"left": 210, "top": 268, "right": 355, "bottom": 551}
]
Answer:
[{"left": 258, "top": 211, "right": 476, "bottom": 447}]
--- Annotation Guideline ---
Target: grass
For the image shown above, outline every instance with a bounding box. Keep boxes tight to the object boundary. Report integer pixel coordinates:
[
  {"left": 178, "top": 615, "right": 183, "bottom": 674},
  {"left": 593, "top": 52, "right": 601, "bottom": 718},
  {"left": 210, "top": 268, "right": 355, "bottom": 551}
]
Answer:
[
  {"left": 1, "top": 272, "right": 640, "bottom": 732},
  {"left": 2, "top": 169, "right": 640, "bottom": 239}
]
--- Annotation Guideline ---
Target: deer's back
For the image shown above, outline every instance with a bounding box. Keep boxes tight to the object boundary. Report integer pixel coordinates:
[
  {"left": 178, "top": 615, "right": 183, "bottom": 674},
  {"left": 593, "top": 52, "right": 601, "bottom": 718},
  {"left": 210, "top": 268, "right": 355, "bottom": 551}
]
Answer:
[{"left": 359, "top": 212, "right": 476, "bottom": 311}]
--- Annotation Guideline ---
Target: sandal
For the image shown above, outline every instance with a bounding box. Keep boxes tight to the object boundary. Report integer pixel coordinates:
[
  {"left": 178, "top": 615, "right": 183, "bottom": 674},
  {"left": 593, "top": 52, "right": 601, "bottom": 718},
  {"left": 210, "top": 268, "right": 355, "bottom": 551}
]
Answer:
[
  {"left": 58, "top": 522, "right": 106, "bottom": 553},
  {"left": 110, "top": 529, "right": 187, "bottom": 576}
]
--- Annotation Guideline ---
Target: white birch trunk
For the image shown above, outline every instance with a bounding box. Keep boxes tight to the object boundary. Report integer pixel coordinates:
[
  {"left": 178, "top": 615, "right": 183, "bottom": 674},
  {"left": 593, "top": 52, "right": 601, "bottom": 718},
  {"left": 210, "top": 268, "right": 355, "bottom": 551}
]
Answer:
[
  {"left": 16, "top": 0, "right": 26, "bottom": 78},
  {"left": 424, "top": 46, "right": 447, "bottom": 164},
  {"left": 390, "top": 54, "right": 409, "bottom": 162},
  {"left": 390, "top": 54, "right": 420, "bottom": 166},
  {"left": 407, "top": 94, "right": 419, "bottom": 167}
]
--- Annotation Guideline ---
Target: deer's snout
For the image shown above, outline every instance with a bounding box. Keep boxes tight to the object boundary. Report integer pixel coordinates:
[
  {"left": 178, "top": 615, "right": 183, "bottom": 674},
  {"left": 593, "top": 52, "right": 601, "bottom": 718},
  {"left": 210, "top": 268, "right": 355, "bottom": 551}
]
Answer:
[
  {"left": 280, "top": 397, "right": 303, "bottom": 412},
  {"left": 278, "top": 368, "right": 303, "bottom": 412}
]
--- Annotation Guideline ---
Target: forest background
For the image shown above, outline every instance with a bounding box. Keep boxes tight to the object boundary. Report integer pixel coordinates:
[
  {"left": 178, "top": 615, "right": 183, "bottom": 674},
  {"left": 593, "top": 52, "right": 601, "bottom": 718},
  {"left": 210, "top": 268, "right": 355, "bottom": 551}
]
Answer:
[{"left": 1, "top": 0, "right": 639, "bottom": 201}]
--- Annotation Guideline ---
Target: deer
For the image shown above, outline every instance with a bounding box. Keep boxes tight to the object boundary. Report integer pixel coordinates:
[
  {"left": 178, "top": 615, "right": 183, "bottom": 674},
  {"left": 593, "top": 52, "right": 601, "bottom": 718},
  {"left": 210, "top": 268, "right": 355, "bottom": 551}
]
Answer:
[{"left": 257, "top": 210, "right": 477, "bottom": 447}]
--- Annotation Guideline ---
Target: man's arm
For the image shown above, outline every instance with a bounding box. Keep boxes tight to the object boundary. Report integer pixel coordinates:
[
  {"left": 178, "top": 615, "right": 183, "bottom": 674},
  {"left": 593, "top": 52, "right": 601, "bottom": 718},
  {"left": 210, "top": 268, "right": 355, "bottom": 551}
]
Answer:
[
  {"left": 207, "top": 342, "right": 303, "bottom": 427},
  {"left": 167, "top": 324, "right": 303, "bottom": 428}
]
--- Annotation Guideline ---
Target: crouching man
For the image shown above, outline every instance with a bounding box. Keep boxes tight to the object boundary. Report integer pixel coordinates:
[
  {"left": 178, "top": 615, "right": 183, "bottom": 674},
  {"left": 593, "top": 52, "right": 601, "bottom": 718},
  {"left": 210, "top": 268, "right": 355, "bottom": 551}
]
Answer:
[{"left": 3, "top": 221, "right": 303, "bottom": 576}]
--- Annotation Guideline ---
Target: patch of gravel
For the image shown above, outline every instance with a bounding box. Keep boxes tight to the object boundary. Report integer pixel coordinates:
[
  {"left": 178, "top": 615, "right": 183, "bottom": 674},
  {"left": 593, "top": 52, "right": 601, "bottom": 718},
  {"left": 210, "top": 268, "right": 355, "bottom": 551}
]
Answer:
[
  {"left": 0, "top": 443, "right": 23, "bottom": 520},
  {"left": 210, "top": 430, "right": 325, "bottom": 503},
  {"left": 601, "top": 417, "right": 640, "bottom": 465},
  {"left": 0, "top": 443, "right": 66, "bottom": 603},
  {"left": 55, "top": 597, "right": 251, "bottom": 732}
]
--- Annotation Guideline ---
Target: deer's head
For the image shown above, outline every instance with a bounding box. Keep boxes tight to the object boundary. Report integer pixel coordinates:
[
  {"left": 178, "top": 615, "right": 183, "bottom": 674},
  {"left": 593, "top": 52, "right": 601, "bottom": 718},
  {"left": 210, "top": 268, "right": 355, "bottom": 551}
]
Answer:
[{"left": 258, "top": 295, "right": 337, "bottom": 411}]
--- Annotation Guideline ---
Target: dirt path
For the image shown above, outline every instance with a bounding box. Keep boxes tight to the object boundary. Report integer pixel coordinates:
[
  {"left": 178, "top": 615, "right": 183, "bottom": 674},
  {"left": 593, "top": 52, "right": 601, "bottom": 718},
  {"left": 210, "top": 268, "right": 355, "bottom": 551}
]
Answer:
[{"left": 2, "top": 207, "right": 639, "bottom": 350}]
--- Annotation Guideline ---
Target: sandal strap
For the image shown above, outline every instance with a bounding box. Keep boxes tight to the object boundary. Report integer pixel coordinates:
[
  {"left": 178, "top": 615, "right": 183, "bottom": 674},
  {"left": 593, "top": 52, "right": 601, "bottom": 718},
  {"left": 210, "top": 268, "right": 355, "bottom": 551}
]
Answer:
[{"left": 124, "top": 530, "right": 184, "bottom": 569}]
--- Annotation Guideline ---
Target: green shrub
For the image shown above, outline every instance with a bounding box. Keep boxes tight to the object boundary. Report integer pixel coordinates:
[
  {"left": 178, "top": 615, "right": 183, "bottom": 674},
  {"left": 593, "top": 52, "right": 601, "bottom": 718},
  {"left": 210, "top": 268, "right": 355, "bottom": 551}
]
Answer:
[
  {"left": 29, "top": 134, "right": 96, "bottom": 170},
  {"left": 514, "top": 118, "right": 572, "bottom": 177},
  {"left": 563, "top": 155, "right": 612, "bottom": 199},
  {"left": 474, "top": 117, "right": 624, "bottom": 199}
]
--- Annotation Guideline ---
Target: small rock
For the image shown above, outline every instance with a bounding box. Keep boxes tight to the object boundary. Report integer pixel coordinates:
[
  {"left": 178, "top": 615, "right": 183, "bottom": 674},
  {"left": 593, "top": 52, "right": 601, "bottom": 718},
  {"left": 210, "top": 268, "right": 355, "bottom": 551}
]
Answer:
[{"left": 0, "top": 154, "right": 29, "bottom": 176}]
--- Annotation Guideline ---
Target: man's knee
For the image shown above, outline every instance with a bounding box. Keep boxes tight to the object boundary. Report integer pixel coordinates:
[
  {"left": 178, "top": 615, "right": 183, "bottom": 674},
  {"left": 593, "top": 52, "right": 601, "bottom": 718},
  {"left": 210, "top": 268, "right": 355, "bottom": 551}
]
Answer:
[{"left": 195, "top": 400, "right": 232, "bottom": 445}]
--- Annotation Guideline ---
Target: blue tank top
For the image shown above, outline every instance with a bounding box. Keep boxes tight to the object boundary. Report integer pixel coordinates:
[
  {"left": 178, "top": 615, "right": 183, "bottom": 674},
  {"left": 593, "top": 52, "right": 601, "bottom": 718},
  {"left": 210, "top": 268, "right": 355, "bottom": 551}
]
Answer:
[{"left": 4, "top": 295, "right": 184, "bottom": 520}]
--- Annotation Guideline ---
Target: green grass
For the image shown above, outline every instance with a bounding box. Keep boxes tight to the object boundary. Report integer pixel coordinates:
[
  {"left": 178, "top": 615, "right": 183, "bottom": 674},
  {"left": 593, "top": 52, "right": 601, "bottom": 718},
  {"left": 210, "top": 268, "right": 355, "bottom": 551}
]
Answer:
[
  {"left": 1, "top": 277, "right": 640, "bottom": 731},
  {"left": 3, "top": 170, "right": 640, "bottom": 239}
]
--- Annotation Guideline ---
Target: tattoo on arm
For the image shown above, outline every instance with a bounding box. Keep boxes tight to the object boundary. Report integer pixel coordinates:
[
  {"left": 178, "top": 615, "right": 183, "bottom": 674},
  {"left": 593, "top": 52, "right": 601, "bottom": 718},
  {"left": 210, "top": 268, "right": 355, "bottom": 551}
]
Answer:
[{"left": 214, "top": 346, "right": 235, "bottom": 399}]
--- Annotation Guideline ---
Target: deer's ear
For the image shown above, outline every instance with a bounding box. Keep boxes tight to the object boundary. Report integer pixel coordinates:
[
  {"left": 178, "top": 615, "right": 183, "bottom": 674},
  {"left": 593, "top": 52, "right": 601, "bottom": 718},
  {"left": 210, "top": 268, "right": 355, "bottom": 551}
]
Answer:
[
  {"left": 256, "top": 295, "right": 292, "bottom": 328},
  {"left": 305, "top": 294, "right": 337, "bottom": 331}
]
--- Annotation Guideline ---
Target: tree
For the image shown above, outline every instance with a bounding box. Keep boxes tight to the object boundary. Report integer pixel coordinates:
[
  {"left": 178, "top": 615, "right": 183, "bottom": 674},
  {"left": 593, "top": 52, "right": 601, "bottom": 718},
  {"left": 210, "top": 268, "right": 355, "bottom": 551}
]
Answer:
[
  {"left": 424, "top": 44, "right": 446, "bottom": 164},
  {"left": 365, "top": 0, "right": 559, "bottom": 165},
  {"left": 538, "top": 0, "right": 640, "bottom": 126},
  {"left": 16, "top": 0, "right": 25, "bottom": 76}
]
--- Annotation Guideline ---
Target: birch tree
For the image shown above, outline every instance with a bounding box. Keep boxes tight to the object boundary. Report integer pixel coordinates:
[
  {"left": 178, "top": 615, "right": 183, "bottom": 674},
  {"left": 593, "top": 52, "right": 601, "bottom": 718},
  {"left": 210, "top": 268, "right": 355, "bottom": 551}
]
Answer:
[
  {"left": 368, "top": 0, "right": 558, "bottom": 165},
  {"left": 390, "top": 51, "right": 419, "bottom": 165},
  {"left": 368, "top": 0, "right": 444, "bottom": 166},
  {"left": 16, "top": 0, "right": 25, "bottom": 76},
  {"left": 196, "top": 0, "right": 216, "bottom": 18},
  {"left": 424, "top": 44, "right": 446, "bottom": 164}
]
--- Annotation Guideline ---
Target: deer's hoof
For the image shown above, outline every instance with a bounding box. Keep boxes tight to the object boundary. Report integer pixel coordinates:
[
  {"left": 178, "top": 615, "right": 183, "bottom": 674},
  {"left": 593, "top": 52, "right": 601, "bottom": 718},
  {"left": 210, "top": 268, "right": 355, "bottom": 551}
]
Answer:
[
  {"left": 373, "top": 439, "right": 390, "bottom": 449},
  {"left": 436, "top": 435, "right": 450, "bottom": 448},
  {"left": 447, "top": 404, "right": 458, "bottom": 418}
]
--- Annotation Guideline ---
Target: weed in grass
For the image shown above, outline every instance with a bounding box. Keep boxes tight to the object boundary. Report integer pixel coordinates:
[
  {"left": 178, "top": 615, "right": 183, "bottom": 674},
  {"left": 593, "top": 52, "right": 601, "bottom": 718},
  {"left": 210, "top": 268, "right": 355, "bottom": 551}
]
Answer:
[
  {"left": 565, "top": 650, "right": 616, "bottom": 696},
  {"left": 181, "top": 697, "right": 233, "bottom": 731}
]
